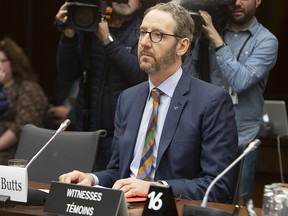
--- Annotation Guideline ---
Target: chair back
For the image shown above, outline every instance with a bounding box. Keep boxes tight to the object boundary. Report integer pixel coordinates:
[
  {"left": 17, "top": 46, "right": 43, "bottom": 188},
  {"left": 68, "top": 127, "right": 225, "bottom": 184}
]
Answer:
[{"left": 15, "top": 124, "right": 107, "bottom": 183}]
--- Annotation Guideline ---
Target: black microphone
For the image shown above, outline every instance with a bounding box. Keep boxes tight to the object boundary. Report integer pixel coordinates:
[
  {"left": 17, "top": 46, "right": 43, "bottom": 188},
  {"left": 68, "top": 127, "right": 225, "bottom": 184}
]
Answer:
[
  {"left": 26, "top": 119, "right": 71, "bottom": 169},
  {"left": 182, "top": 139, "right": 261, "bottom": 216}
]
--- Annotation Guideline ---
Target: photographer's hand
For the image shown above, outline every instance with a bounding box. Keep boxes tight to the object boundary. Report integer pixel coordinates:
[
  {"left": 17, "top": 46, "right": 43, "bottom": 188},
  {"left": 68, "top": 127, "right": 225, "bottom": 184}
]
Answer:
[
  {"left": 199, "top": 10, "right": 224, "bottom": 49},
  {"left": 95, "top": 18, "right": 111, "bottom": 45},
  {"left": 56, "top": 2, "right": 68, "bottom": 23},
  {"left": 55, "top": 2, "right": 75, "bottom": 38}
]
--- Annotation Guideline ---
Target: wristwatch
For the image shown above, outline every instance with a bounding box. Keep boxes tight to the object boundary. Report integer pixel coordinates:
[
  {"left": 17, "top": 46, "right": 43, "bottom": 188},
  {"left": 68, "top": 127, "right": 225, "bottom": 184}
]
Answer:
[
  {"left": 103, "top": 33, "right": 114, "bottom": 46},
  {"left": 215, "top": 43, "right": 226, "bottom": 52}
]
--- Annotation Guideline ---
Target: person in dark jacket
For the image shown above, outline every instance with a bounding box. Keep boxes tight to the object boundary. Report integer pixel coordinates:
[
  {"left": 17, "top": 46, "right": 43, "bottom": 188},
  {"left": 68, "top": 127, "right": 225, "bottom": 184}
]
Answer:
[{"left": 54, "top": 0, "right": 147, "bottom": 171}]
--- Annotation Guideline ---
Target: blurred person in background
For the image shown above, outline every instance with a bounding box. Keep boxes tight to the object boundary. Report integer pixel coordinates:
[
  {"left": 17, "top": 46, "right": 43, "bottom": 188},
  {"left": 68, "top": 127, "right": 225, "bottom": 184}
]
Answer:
[
  {"left": 0, "top": 37, "right": 48, "bottom": 165},
  {"left": 183, "top": 0, "right": 279, "bottom": 199},
  {"left": 54, "top": 0, "right": 147, "bottom": 171}
]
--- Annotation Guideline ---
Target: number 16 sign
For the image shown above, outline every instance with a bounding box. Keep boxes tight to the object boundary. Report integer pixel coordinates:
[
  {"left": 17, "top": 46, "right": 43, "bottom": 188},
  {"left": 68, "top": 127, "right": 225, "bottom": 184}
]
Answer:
[{"left": 142, "top": 184, "right": 178, "bottom": 216}]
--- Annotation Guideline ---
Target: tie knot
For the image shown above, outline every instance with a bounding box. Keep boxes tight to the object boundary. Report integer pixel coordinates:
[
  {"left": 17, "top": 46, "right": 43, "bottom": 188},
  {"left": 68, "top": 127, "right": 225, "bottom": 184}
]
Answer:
[{"left": 151, "top": 88, "right": 161, "bottom": 103}]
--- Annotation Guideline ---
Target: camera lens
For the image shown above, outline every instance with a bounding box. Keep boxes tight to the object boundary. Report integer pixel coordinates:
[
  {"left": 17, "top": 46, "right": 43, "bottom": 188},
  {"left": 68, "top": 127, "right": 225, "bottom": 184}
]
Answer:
[
  {"left": 67, "top": 1, "right": 102, "bottom": 31},
  {"left": 72, "top": 7, "right": 95, "bottom": 28}
]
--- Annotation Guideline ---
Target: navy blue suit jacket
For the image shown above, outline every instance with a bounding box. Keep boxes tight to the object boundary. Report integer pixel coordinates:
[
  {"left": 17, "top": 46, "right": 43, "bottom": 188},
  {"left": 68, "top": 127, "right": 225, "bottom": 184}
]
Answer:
[{"left": 95, "top": 71, "right": 238, "bottom": 203}]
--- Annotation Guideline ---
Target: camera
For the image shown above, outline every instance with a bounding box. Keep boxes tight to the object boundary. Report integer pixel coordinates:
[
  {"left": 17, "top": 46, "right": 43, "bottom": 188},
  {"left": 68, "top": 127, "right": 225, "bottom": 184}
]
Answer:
[
  {"left": 174, "top": 0, "right": 236, "bottom": 38},
  {"left": 67, "top": 0, "right": 128, "bottom": 32}
]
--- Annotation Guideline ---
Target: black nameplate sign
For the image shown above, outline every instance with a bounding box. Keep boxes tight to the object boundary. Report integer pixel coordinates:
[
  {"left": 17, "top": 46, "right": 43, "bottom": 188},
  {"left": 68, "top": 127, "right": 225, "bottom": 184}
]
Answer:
[
  {"left": 142, "top": 184, "right": 178, "bottom": 216},
  {"left": 44, "top": 181, "right": 128, "bottom": 216}
]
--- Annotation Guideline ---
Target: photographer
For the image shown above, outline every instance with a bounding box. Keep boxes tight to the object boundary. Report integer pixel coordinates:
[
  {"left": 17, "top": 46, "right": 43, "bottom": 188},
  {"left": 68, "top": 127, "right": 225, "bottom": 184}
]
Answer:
[
  {"left": 54, "top": 0, "right": 147, "bottom": 171},
  {"left": 183, "top": 0, "right": 278, "bottom": 199}
]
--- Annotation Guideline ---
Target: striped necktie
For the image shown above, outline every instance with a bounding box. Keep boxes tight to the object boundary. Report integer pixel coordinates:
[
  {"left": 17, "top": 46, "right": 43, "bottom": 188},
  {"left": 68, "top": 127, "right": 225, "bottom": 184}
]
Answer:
[{"left": 137, "top": 88, "right": 161, "bottom": 181}]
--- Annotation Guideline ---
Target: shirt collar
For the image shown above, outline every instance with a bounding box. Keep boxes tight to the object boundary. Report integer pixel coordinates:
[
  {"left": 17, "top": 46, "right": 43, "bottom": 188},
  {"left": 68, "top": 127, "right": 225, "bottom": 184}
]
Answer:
[
  {"left": 222, "top": 17, "right": 259, "bottom": 36},
  {"left": 148, "top": 67, "right": 183, "bottom": 98}
]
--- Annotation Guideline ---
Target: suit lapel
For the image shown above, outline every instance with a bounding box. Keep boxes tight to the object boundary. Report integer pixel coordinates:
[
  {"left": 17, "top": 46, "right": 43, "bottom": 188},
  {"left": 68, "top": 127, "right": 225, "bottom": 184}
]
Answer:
[
  {"left": 156, "top": 73, "right": 191, "bottom": 168},
  {"left": 121, "top": 84, "right": 149, "bottom": 175},
  {"left": 126, "top": 85, "right": 148, "bottom": 142}
]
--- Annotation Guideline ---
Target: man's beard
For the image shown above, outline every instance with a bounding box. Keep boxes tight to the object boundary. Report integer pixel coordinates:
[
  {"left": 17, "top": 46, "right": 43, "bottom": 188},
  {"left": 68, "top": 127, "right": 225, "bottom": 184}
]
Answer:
[
  {"left": 139, "top": 44, "right": 177, "bottom": 74},
  {"left": 112, "top": 3, "right": 134, "bottom": 16},
  {"left": 229, "top": 6, "right": 256, "bottom": 25}
]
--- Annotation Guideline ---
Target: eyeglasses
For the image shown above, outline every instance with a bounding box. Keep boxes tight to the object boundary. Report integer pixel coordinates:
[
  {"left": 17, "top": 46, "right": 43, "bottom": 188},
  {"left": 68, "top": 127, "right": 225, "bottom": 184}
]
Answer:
[
  {"left": 135, "top": 29, "right": 183, "bottom": 43},
  {"left": 0, "top": 58, "right": 9, "bottom": 64}
]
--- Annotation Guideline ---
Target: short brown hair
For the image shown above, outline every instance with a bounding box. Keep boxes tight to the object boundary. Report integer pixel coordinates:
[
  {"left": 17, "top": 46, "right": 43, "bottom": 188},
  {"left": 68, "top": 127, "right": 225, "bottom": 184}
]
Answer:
[
  {"left": 144, "top": 2, "right": 195, "bottom": 42},
  {"left": 144, "top": 2, "right": 195, "bottom": 60}
]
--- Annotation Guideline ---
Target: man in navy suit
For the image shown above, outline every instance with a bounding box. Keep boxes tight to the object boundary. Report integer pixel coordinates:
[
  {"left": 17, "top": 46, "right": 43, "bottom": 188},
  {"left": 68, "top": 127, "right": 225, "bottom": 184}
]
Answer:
[{"left": 59, "top": 2, "right": 238, "bottom": 203}]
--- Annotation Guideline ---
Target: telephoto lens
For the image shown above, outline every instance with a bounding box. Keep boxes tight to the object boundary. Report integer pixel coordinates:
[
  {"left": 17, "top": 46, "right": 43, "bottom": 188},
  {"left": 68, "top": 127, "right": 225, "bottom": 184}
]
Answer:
[{"left": 67, "top": 0, "right": 102, "bottom": 32}]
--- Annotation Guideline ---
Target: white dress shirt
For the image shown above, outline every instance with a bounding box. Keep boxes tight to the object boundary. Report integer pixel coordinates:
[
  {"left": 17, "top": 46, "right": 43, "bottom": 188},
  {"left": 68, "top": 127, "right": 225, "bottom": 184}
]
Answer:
[{"left": 130, "top": 68, "right": 182, "bottom": 180}]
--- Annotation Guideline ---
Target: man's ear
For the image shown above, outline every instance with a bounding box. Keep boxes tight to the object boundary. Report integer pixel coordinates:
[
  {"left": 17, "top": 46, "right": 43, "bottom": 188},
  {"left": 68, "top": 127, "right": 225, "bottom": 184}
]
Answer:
[{"left": 176, "top": 38, "right": 190, "bottom": 57}]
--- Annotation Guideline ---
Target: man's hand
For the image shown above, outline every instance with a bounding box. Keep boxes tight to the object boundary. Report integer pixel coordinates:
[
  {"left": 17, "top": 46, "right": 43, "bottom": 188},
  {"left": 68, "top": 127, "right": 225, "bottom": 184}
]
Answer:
[
  {"left": 199, "top": 10, "right": 224, "bottom": 48},
  {"left": 55, "top": 2, "right": 75, "bottom": 38},
  {"left": 112, "top": 177, "right": 162, "bottom": 198},
  {"left": 95, "top": 18, "right": 110, "bottom": 45},
  {"left": 55, "top": 2, "right": 68, "bottom": 23},
  {"left": 59, "top": 170, "right": 94, "bottom": 186}
]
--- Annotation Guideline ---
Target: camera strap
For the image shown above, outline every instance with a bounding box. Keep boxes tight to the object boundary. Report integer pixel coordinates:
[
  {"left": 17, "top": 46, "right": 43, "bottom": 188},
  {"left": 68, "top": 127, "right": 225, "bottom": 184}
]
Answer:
[
  {"left": 81, "top": 32, "right": 93, "bottom": 131},
  {"left": 197, "top": 36, "right": 211, "bottom": 82}
]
